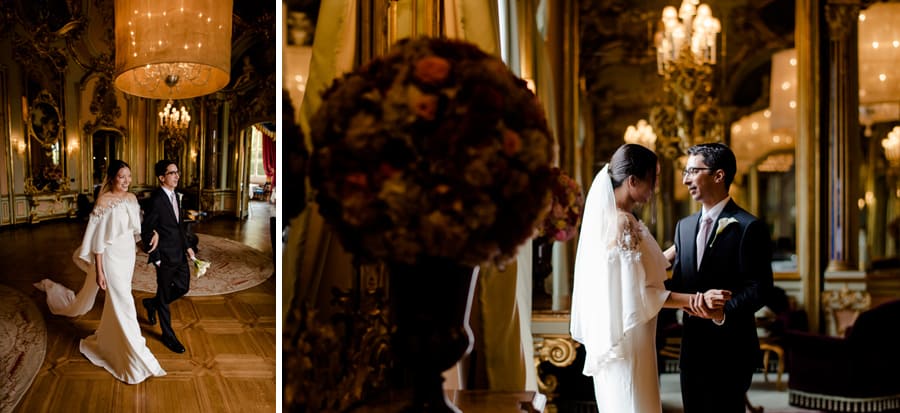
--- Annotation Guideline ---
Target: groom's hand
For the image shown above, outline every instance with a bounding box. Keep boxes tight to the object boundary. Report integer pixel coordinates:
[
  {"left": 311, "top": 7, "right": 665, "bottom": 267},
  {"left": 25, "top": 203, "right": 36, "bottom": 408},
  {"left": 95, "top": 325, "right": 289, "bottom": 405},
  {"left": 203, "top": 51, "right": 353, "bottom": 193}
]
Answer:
[
  {"left": 684, "top": 292, "right": 725, "bottom": 321},
  {"left": 148, "top": 230, "right": 159, "bottom": 253},
  {"left": 703, "top": 289, "right": 732, "bottom": 309}
]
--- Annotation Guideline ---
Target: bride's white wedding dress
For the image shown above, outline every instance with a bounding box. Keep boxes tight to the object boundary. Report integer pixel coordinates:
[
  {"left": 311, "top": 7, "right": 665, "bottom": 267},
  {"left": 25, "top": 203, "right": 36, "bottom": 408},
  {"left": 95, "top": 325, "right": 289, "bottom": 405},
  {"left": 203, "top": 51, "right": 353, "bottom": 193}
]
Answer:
[
  {"left": 571, "top": 166, "right": 670, "bottom": 413},
  {"left": 34, "top": 196, "right": 165, "bottom": 384}
]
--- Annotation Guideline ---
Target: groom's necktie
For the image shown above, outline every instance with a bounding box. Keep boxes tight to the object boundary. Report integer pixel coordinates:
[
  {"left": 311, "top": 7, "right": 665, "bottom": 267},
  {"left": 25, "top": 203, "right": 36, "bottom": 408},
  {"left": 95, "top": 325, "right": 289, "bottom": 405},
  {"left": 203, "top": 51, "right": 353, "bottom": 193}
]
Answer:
[
  {"left": 696, "top": 216, "right": 712, "bottom": 269},
  {"left": 170, "top": 192, "right": 179, "bottom": 220}
]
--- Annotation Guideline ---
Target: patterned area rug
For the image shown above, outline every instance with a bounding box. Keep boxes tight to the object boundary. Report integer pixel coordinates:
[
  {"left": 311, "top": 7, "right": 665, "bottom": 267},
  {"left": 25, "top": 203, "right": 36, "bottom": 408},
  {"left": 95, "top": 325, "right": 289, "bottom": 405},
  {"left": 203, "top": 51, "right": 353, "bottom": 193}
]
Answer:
[
  {"left": 0, "top": 284, "right": 46, "bottom": 413},
  {"left": 133, "top": 233, "right": 273, "bottom": 296}
]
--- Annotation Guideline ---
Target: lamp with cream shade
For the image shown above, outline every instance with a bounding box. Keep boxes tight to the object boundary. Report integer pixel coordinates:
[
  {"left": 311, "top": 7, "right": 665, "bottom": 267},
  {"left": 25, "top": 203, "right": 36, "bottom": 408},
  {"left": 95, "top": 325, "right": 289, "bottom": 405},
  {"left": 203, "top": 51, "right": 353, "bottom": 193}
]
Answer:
[
  {"left": 114, "top": 0, "right": 233, "bottom": 99},
  {"left": 858, "top": 3, "right": 900, "bottom": 127}
]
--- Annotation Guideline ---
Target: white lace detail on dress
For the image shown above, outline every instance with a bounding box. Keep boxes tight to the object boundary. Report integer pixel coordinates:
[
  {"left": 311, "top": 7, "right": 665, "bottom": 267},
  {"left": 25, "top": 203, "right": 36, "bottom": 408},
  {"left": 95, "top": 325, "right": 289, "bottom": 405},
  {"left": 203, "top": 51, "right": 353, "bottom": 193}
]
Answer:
[
  {"left": 79, "top": 196, "right": 141, "bottom": 267},
  {"left": 609, "top": 212, "right": 642, "bottom": 262},
  {"left": 90, "top": 197, "right": 133, "bottom": 219}
]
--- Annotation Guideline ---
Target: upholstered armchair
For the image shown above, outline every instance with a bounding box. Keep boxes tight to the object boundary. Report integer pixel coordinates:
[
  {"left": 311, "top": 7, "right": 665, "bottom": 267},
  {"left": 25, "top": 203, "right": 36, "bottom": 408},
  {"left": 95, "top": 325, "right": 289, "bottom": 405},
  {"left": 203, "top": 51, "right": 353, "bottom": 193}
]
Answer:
[{"left": 787, "top": 299, "right": 900, "bottom": 412}]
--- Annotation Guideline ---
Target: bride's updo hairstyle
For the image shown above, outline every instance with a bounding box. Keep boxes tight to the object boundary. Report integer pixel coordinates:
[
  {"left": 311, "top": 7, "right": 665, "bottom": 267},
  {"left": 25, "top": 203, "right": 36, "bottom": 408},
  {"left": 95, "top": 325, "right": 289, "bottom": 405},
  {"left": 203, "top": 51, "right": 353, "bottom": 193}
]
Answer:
[
  {"left": 608, "top": 143, "right": 658, "bottom": 189},
  {"left": 98, "top": 160, "right": 131, "bottom": 196}
]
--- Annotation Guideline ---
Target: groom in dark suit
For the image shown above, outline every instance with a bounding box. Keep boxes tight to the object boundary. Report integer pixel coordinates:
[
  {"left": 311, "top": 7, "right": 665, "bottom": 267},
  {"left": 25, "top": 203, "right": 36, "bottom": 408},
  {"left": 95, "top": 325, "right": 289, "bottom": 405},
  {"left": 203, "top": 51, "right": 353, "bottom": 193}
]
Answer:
[
  {"left": 141, "top": 160, "right": 197, "bottom": 353},
  {"left": 667, "top": 143, "right": 773, "bottom": 413}
]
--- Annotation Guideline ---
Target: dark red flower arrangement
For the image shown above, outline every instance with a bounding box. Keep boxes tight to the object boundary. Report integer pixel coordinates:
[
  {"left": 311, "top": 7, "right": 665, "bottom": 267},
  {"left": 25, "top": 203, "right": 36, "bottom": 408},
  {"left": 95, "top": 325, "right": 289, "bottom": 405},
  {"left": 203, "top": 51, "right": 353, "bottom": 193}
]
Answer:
[
  {"left": 538, "top": 167, "right": 584, "bottom": 242},
  {"left": 309, "top": 37, "right": 556, "bottom": 266}
]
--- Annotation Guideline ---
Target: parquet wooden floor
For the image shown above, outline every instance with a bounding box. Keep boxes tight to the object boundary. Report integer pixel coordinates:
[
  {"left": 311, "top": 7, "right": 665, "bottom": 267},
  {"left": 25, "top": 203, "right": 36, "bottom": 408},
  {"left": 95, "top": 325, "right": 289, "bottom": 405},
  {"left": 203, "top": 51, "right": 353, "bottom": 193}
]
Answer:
[{"left": 1, "top": 201, "right": 275, "bottom": 413}]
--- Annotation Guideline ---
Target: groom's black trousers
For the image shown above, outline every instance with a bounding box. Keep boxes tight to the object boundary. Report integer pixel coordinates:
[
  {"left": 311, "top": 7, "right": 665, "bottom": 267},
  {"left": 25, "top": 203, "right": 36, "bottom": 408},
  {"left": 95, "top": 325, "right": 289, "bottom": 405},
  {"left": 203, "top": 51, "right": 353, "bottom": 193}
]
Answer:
[{"left": 152, "top": 260, "right": 190, "bottom": 340}]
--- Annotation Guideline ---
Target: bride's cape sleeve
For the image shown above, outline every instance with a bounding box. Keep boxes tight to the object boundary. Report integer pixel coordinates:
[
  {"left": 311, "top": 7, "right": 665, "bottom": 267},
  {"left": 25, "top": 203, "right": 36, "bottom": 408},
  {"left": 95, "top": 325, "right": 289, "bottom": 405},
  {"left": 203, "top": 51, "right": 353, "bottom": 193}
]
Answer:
[
  {"left": 34, "top": 198, "right": 140, "bottom": 317},
  {"left": 76, "top": 198, "right": 136, "bottom": 266},
  {"left": 570, "top": 168, "right": 669, "bottom": 377}
]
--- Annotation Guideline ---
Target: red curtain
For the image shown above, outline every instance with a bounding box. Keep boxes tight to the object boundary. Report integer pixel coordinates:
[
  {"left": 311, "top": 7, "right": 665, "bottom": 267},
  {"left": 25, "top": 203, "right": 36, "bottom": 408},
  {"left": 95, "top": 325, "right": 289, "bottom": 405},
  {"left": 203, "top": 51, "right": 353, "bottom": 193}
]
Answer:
[{"left": 263, "top": 135, "right": 276, "bottom": 188}]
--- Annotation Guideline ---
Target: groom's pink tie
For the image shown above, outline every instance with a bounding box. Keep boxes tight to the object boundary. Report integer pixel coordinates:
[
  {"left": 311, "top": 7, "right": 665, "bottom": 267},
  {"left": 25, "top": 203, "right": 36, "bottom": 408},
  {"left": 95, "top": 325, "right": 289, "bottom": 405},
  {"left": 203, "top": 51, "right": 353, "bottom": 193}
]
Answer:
[
  {"left": 171, "top": 192, "right": 179, "bottom": 219},
  {"left": 696, "top": 217, "right": 712, "bottom": 269}
]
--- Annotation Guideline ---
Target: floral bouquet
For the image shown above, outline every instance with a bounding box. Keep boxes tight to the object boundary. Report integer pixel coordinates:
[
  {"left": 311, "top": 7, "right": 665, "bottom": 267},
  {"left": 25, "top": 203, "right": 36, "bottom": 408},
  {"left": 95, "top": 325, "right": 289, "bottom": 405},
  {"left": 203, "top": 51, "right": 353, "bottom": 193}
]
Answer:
[
  {"left": 538, "top": 167, "right": 584, "bottom": 242},
  {"left": 309, "top": 37, "right": 556, "bottom": 267},
  {"left": 192, "top": 257, "right": 211, "bottom": 278}
]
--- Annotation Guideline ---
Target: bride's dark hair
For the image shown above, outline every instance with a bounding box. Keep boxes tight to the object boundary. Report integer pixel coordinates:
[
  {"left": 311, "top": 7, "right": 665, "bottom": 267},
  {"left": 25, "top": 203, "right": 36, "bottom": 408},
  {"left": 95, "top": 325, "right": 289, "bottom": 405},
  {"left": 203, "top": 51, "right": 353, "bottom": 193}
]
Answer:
[
  {"left": 608, "top": 143, "right": 658, "bottom": 223},
  {"left": 98, "top": 160, "right": 131, "bottom": 196},
  {"left": 608, "top": 143, "right": 658, "bottom": 189}
]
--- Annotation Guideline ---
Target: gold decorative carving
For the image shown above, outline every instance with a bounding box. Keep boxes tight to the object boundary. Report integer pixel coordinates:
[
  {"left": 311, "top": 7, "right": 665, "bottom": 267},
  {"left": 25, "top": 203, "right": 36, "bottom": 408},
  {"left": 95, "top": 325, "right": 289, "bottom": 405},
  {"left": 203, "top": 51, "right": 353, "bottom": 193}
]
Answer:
[
  {"left": 227, "top": 10, "right": 276, "bottom": 131},
  {"left": 283, "top": 262, "right": 391, "bottom": 412},
  {"left": 825, "top": 2, "right": 861, "bottom": 41},
  {"left": 82, "top": 74, "right": 124, "bottom": 136},
  {"left": 534, "top": 335, "right": 579, "bottom": 399},
  {"left": 822, "top": 285, "right": 871, "bottom": 336},
  {"left": 23, "top": 90, "right": 68, "bottom": 194}
]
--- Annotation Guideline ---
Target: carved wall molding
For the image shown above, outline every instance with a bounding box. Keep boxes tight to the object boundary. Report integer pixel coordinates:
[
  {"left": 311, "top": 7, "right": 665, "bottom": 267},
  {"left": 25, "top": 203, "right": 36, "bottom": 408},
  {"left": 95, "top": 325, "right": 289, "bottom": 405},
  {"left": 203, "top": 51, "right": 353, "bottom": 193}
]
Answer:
[
  {"left": 81, "top": 74, "right": 124, "bottom": 136},
  {"left": 534, "top": 335, "right": 579, "bottom": 398},
  {"left": 825, "top": 2, "right": 860, "bottom": 41},
  {"left": 284, "top": 262, "right": 392, "bottom": 411}
]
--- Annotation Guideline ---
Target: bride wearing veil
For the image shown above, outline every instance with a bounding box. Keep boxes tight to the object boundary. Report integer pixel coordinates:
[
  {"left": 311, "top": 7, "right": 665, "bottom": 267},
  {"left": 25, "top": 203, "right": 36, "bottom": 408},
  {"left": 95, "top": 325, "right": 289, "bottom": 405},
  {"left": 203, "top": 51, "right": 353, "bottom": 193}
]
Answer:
[{"left": 570, "top": 144, "right": 729, "bottom": 412}]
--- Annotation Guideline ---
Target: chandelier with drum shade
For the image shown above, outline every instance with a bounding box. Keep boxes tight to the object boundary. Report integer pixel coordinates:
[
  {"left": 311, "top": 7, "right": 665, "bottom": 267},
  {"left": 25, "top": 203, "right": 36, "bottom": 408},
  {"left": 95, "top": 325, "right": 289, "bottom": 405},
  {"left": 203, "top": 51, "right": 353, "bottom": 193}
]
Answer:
[
  {"left": 113, "top": 0, "right": 233, "bottom": 99},
  {"left": 650, "top": 0, "right": 723, "bottom": 159}
]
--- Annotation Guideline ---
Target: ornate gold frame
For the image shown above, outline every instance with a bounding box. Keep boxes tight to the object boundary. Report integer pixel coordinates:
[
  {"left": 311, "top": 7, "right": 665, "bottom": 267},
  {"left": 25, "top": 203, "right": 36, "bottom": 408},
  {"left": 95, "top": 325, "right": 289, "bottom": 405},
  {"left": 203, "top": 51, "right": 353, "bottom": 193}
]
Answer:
[{"left": 23, "top": 89, "right": 68, "bottom": 194}]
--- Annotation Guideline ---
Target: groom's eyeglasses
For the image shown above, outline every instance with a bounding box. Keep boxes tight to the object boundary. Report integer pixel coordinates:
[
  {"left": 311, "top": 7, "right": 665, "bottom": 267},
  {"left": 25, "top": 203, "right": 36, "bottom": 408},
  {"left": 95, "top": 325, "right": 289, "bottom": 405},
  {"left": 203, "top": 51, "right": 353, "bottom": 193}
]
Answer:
[
  {"left": 165, "top": 170, "right": 180, "bottom": 176},
  {"left": 682, "top": 167, "right": 713, "bottom": 177}
]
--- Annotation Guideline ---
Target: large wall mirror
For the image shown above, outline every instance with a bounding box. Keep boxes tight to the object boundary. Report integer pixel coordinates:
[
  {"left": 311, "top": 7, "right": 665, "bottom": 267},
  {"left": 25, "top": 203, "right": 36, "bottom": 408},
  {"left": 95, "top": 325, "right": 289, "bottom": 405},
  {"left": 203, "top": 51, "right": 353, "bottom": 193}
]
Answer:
[
  {"left": 90, "top": 128, "right": 122, "bottom": 188},
  {"left": 755, "top": 150, "right": 797, "bottom": 272},
  {"left": 24, "top": 90, "right": 67, "bottom": 193}
]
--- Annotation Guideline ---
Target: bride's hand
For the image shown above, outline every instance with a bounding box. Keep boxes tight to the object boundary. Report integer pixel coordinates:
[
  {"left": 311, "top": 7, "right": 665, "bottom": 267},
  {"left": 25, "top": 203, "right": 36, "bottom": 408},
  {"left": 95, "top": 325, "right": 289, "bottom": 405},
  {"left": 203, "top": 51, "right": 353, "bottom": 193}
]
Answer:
[
  {"left": 703, "top": 289, "right": 732, "bottom": 309},
  {"left": 148, "top": 230, "right": 159, "bottom": 253},
  {"left": 96, "top": 271, "right": 107, "bottom": 291}
]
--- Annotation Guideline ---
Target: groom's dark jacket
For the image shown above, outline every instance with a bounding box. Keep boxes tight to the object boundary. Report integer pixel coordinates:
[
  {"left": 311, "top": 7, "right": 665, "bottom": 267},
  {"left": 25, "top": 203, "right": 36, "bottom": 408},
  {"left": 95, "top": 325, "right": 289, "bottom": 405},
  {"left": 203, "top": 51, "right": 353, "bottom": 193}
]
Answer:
[
  {"left": 140, "top": 187, "right": 196, "bottom": 265},
  {"left": 667, "top": 199, "right": 773, "bottom": 376}
]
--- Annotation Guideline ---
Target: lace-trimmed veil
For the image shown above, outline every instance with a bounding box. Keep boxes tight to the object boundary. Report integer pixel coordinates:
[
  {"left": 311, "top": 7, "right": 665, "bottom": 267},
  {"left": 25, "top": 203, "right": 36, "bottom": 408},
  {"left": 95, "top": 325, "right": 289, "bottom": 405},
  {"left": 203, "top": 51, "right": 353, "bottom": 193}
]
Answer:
[{"left": 569, "top": 165, "right": 624, "bottom": 376}]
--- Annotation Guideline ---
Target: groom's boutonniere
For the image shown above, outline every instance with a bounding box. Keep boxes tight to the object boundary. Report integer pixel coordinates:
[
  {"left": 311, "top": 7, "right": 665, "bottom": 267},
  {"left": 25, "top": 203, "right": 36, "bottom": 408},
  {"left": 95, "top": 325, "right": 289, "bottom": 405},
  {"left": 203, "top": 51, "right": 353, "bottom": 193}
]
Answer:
[{"left": 709, "top": 217, "right": 739, "bottom": 247}]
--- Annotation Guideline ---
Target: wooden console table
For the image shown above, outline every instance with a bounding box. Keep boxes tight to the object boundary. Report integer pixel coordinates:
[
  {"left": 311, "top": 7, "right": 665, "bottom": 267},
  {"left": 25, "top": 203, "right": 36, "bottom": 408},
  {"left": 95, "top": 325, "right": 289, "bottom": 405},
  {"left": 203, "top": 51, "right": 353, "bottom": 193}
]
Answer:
[
  {"left": 25, "top": 191, "right": 77, "bottom": 223},
  {"left": 447, "top": 390, "right": 546, "bottom": 413},
  {"left": 349, "top": 391, "right": 546, "bottom": 412}
]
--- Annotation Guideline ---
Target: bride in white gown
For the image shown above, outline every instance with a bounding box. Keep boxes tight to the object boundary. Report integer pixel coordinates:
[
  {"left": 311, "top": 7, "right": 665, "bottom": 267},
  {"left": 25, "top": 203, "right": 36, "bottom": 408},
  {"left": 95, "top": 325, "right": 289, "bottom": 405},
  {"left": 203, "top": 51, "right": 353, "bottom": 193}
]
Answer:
[{"left": 34, "top": 160, "right": 165, "bottom": 384}]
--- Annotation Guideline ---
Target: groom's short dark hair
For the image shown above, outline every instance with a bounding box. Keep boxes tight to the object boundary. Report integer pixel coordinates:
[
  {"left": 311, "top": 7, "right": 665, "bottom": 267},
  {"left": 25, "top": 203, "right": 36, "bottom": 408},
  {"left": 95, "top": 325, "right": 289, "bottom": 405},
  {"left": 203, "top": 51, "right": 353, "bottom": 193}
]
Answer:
[
  {"left": 687, "top": 143, "right": 737, "bottom": 189},
  {"left": 154, "top": 160, "right": 176, "bottom": 178}
]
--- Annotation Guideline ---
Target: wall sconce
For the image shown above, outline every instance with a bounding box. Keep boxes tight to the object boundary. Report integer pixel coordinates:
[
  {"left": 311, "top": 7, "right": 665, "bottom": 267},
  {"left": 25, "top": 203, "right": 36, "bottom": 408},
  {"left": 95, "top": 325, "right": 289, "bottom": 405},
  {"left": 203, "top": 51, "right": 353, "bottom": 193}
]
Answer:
[{"left": 67, "top": 140, "right": 79, "bottom": 154}]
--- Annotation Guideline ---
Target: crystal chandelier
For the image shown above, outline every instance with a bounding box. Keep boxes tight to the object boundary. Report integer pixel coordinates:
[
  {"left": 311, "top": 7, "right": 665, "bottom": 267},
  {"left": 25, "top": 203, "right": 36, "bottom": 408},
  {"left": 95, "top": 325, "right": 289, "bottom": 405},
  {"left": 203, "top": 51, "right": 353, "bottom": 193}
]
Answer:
[
  {"left": 159, "top": 99, "right": 191, "bottom": 138},
  {"left": 882, "top": 126, "right": 900, "bottom": 167},
  {"left": 624, "top": 119, "right": 658, "bottom": 151},
  {"left": 650, "top": 0, "right": 723, "bottom": 159},
  {"left": 113, "top": 0, "right": 233, "bottom": 99}
]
